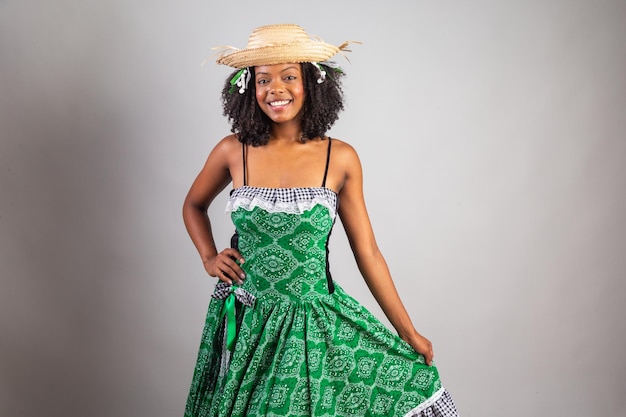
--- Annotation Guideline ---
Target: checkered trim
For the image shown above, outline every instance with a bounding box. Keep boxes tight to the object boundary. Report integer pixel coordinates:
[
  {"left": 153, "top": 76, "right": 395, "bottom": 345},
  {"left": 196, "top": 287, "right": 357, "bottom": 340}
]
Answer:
[
  {"left": 226, "top": 186, "right": 338, "bottom": 219},
  {"left": 212, "top": 281, "right": 256, "bottom": 307},
  {"left": 404, "top": 388, "right": 459, "bottom": 417}
]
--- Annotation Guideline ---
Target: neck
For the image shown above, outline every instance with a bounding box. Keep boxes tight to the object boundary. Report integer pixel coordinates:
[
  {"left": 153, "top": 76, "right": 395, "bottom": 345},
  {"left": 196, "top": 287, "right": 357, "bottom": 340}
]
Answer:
[{"left": 269, "top": 121, "right": 304, "bottom": 143}]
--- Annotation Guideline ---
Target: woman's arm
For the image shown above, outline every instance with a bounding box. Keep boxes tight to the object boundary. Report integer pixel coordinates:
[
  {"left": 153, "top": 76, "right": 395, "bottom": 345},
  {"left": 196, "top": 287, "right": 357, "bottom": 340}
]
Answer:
[
  {"left": 182, "top": 135, "right": 246, "bottom": 285},
  {"left": 335, "top": 142, "right": 434, "bottom": 365}
]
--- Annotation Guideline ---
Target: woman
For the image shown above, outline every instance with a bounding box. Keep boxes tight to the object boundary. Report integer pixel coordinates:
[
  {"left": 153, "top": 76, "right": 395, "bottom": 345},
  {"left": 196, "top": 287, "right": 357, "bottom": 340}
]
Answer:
[{"left": 183, "top": 24, "right": 458, "bottom": 417}]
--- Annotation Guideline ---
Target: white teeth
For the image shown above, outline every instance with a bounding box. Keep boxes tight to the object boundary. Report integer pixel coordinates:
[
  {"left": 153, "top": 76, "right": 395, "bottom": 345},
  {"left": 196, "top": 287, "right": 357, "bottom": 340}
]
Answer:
[{"left": 270, "top": 100, "right": 290, "bottom": 106}]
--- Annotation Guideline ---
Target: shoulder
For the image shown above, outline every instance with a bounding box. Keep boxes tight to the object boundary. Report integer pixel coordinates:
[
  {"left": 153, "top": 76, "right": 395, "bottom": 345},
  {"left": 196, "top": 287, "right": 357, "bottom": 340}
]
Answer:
[
  {"left": 207, "top": 134, "right": 241, "bottom": 163},
  {"left": 330, "top": 137, "right": 361, "bottom": 167},
  {"left": 213, "top": 134, "right": 241, "bottom": 154},
  {"left": 327, "top": 138, "right": 363, "bottom": 193}
]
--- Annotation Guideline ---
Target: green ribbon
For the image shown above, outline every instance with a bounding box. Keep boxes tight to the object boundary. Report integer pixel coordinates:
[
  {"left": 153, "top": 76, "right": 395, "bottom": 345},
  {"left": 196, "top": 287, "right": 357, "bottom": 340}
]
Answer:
[
  {"left": 219, "top": 291, "right": 238, "bottom": 351},
  {"left": 229, "top": 68, "right": 246, "bottom": 94}
]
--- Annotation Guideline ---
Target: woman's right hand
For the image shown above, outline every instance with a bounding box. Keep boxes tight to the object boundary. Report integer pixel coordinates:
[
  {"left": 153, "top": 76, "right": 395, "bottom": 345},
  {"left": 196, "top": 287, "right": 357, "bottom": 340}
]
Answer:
[{"left": 203, "top": 249, "right": 245, "bottom": 285}]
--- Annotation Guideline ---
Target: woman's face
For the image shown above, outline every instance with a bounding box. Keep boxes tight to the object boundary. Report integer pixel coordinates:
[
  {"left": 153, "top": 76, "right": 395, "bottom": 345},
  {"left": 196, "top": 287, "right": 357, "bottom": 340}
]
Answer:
[{"left": 254, "top": 63, "right": 305, "bottom": 125}]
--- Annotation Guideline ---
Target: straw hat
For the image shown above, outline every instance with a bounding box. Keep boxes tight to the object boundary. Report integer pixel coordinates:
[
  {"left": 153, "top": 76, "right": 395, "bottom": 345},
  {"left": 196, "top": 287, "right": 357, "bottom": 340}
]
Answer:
[{"left": 214, "top": 24, "right": 354, "bottom": 69}]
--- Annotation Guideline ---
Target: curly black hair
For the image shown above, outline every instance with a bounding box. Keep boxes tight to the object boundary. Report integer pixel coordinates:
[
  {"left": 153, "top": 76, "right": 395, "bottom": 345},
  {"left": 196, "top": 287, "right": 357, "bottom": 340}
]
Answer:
[{"left": 221, "top": 63, "right": 346, "bottom": 146}]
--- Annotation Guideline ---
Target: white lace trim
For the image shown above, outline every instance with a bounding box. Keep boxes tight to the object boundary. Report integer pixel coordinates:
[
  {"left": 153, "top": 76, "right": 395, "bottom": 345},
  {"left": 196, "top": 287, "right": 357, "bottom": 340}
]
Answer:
[
  {"left": 403, "top": 387, "right": 447, "bottom": 417},
  {"left": 225, "top": 186, "right": 337, "bottom": 219}
]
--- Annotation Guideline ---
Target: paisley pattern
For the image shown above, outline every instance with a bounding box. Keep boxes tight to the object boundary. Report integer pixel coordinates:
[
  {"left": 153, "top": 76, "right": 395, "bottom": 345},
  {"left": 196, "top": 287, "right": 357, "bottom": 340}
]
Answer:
[{"left": 185, "top": 187, "right": 459, "bottom": 417}]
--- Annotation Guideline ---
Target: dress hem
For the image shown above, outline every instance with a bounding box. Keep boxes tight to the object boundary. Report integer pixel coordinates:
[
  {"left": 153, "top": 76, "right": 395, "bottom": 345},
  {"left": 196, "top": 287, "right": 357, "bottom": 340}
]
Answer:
[{"left": 403, "top": 387, "right": 456, "bottom": 417}]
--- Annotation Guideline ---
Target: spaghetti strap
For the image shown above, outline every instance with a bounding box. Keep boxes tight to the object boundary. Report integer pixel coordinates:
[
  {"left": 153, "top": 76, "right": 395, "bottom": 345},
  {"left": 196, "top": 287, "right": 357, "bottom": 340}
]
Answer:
[
  {"left": 321, "top": 137, "right": 332, "bottom": 188},
  {"left": 242, "top": 142, "right": 247, "bottom": 186}
]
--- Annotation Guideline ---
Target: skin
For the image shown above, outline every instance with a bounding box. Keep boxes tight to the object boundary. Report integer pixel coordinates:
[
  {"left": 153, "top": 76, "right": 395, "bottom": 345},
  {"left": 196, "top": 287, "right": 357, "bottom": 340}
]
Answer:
[{"left": 182, "top": 63, "right": 434, "bottom": 365}]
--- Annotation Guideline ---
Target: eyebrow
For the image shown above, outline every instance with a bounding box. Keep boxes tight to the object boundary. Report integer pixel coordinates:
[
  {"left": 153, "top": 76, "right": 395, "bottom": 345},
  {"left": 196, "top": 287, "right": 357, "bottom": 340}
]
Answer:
[{"left": 255, "top": 66, "right": 299, "bottom": 76}]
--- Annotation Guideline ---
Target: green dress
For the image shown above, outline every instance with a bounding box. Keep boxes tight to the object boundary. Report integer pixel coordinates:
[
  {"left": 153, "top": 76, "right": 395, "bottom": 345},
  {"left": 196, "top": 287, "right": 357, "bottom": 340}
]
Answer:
[{"left": 185, "top": 185, "right": 458, "bottom": 417}]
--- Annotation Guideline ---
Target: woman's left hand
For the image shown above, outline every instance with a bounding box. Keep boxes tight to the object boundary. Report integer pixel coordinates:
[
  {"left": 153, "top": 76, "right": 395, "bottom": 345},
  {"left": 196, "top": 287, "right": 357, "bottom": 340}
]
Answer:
[{"left": 402, "top": 332, "right": 434, "bottom": 366}]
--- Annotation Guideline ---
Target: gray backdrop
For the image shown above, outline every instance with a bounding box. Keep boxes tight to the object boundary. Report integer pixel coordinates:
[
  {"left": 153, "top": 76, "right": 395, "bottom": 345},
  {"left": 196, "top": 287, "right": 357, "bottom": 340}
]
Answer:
[{"left": 1, "top": 0, "right": 625, "bottom": 416}]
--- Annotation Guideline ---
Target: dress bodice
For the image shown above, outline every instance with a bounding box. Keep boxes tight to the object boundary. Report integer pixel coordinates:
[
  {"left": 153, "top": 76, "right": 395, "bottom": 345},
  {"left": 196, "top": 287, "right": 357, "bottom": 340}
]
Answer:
[{"left": 225, "top": 186, "right": 338, "bottom": 301}]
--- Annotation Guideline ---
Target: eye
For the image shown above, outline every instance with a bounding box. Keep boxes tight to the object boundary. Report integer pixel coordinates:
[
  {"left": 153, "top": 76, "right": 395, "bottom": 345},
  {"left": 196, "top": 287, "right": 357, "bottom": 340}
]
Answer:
[
  {"left": 284, "top": 75, "right": 297, "bottom": 81},
  {"left": 257, "top": 78, "right": 269, "bottom": 85}
]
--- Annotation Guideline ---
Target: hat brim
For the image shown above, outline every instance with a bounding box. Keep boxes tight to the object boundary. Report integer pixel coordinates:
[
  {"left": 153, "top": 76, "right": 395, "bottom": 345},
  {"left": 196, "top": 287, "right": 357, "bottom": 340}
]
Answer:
[{"left": 216, "top": 42, "right": 342, "bottom": 69}]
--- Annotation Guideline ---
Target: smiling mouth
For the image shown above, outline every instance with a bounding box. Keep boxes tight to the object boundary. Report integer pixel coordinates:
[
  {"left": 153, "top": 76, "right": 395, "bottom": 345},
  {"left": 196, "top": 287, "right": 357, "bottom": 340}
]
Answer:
[{"left": 269, "top": 100, "right": 291, "bottom": 107}]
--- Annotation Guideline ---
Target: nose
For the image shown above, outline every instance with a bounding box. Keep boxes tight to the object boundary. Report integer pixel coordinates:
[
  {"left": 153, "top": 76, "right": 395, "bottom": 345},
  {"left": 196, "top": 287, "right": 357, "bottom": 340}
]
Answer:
[{"left": 269, "top": 79, "right": 285, "bottom": 94}]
